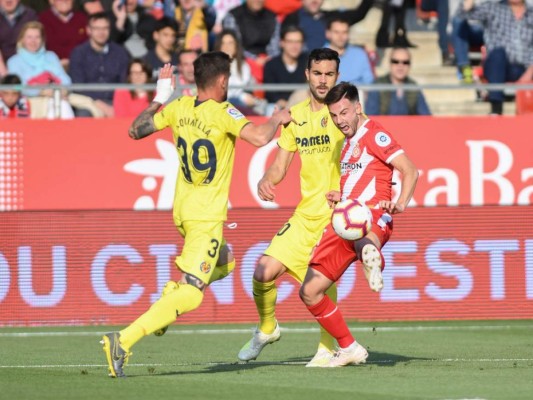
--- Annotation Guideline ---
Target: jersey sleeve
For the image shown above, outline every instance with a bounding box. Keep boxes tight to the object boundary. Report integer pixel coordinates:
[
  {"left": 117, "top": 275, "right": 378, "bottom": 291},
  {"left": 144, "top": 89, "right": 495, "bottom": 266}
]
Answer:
[
  {"left": 366, "top": 129, "right": 404, "bottom": 164},
  {"left": 277, "top": 123, "right": 297, "bottom": 152},
  {"left": 153, "top": 102, "right": 174, "bottom": 131},
  {"left": 221, "top": 103, "right": 250, "bottom": 138}
]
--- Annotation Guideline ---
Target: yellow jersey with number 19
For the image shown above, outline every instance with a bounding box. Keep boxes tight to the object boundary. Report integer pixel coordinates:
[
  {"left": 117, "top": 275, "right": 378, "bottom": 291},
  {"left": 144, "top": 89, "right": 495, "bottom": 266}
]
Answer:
[
  {"left": 154, "top": 96, "right": 250, "bottom": 224},
  {"left": 278, "top": 98, "right": 344, "bottom": 220}
]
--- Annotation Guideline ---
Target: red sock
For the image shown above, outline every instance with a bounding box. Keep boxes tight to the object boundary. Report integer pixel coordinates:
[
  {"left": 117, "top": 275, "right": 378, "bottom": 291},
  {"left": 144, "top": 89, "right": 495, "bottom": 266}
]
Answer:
[{"left": 306, "top": 295, "right": 354, "bottom": 348}]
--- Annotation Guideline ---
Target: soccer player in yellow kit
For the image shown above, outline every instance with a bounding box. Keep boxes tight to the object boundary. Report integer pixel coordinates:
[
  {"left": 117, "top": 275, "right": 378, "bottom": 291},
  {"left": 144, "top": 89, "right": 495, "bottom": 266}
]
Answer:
[
  {"left": 238, "top": 48, "right": 346, "bottom": 367},
  {"left": 100, "top": 52, "right": 293, "bottom": 378}
]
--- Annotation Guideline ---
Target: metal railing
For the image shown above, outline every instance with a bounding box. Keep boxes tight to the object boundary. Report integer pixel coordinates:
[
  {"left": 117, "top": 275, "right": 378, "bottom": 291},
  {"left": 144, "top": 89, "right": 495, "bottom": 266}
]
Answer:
[{"left": 2, "top": 82, "right": 533, "bottom": 118}]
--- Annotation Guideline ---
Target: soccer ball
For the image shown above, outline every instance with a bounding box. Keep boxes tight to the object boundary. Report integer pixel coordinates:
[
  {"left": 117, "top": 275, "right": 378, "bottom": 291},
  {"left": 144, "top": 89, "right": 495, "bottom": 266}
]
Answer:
[{"left": 331, "top": 199, "right": 373, "bottom": 240}]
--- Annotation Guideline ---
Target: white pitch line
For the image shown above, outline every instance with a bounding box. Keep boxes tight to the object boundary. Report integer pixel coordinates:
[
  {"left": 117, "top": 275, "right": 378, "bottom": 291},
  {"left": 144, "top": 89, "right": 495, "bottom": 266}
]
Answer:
[
  {"left": 0, "top": 324, "right": 532, "bottom": 338},
  {"left": 1, "top": 358, "right": 532, "bottom": 369}
]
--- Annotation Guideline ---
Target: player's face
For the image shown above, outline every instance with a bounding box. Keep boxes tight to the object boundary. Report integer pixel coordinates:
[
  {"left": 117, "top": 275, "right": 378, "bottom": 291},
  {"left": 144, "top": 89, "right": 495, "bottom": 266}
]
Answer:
[
  {"left": 21, "top": 28, "right": 43, "bottom": 53},
  {"left": 326, "top": 21, "right": 349, "bottom": 50},
  {"left": 305, "top": 59, "right": 338, "bottom": 102},
  {"left": 328, "top": 97, "right": 362, "bottom": 138}
]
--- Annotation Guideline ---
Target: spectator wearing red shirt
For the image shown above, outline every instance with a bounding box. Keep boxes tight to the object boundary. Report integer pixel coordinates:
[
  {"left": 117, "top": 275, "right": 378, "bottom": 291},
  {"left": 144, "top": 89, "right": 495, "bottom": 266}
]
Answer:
[
  {"left": 113, "top": 58, "right": 153, "bottom": 117},
  {"left": 39, "top": 0, "right": 88, "bottom": 70}
]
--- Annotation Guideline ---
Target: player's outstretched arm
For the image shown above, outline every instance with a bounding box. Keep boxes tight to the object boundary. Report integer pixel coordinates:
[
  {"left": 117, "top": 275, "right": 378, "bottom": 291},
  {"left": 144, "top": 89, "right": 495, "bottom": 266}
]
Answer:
[
  {"left": 129, "top": 63, "right": 175, "bottom": 140},
  {"left": 240, "top": 108, "right": 294, "bottom": 147},
  {"left": 258, "top": 148, "right": 294, "bottom": 201},
  {"left": 380, "top": 153, "right": 418, "bottom": 214}
]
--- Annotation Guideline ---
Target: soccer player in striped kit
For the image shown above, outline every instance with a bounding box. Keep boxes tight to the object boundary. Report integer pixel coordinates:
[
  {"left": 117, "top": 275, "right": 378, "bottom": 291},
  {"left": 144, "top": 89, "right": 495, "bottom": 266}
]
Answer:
[{"left": 299, "top": 81, "right": 418, "bottom": 367}]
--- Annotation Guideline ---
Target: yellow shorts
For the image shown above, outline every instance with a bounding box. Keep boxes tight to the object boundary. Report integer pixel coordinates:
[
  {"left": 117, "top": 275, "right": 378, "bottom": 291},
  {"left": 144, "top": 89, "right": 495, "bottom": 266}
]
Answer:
[
  {"left": 264, "top": 212, "right": 330, "bottom": 283},
  {"left": 175, "top": 220, "right": 226, "bottom": 285}
]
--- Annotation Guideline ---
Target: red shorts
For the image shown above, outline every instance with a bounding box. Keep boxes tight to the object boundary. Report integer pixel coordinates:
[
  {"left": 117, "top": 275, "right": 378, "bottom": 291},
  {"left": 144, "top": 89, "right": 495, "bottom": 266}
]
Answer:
[{"left": 309, "top": 209, "right": 393, "bottom": 282}]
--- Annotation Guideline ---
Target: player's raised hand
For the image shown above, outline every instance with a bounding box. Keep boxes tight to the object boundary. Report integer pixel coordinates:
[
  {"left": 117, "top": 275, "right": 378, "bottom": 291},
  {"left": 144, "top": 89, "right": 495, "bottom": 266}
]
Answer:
[
  {"left": 326, "top": 190, "right": 341, "bottom": 208},
  {"left": 258, "top": 177, "right": 276, "bottom": 201},
  {"left": 153, "top": 63, "right": 175, "bottom": 104},
  {"left": 158, "top": 63, "right": 175, "bottom": 83},
  {"left": 379, "top": 200, "right": 405, "bottom": 214}
]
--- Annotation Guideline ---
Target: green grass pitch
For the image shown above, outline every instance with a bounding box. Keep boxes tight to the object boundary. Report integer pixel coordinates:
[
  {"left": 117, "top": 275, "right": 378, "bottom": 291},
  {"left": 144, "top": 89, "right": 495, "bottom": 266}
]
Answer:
[{"left": 1, "top": 320, "right": 532, "bottom": 400}]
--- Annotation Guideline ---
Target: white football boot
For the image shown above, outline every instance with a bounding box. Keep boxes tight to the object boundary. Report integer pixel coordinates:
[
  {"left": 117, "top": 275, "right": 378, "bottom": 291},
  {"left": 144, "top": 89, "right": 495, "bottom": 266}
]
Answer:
[
  {"left": 238, "top": 323, "right": 281, "bottom": 361},
  {"left": 361, "top": 244, "right": 384, "bottom": 292},
  {"left": 327, "top": 341, "right": 368, "bottom": 367},
  {"left": 306, "top": 347, "right": 335, "bottom": 368}
]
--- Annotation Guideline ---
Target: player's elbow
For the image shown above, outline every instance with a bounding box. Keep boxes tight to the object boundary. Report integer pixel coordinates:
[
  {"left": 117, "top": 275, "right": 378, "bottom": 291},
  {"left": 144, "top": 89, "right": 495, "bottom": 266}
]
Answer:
[
  {"left": 253, "top": 135, "right": 270, "bottom": 147},
  {"left": 245, "top": 133, "right": 270, "bottom": 147},
  {"left": 128, "top": 127, "right": 140, "bottom": 140}
]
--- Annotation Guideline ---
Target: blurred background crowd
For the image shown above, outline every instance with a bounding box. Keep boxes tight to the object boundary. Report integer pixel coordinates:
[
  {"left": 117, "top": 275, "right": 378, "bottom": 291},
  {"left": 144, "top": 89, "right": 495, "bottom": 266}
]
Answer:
[{"left": 1, "top": 0, "right": 532, "bottom": 119}]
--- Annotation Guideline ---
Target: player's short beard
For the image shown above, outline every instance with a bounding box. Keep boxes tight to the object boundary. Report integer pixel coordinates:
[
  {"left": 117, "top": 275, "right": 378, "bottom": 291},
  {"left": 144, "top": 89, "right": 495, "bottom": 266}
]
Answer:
[{"left": 310, "top": 85, "right": 326, "bottom": 102}]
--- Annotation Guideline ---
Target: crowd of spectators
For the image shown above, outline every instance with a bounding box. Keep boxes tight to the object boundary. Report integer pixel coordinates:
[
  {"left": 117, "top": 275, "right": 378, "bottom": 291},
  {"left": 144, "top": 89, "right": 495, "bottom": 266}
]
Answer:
[{"left": 0, "top": 0, "right": 531, "bottom": 118}]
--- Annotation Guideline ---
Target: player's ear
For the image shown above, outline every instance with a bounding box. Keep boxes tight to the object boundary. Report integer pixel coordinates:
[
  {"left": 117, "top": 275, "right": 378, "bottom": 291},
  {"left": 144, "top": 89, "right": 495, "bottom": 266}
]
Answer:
[
  {"left": 355, "top": 100, "right": 362, "bottom": 114},
  {"left": 218, "top": 74, "right": 227, "bottom": 90}
]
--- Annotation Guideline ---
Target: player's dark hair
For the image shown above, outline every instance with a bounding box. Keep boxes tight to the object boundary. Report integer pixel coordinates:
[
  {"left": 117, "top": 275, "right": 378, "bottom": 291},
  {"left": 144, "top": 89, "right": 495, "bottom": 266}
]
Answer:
[
  {"left": 325, "top": 82, "right": 360, "bottom": 105},
  {"left": 193, "top": 51, "right": 231, "bottom": 90},
  {"left": 307, "top": 48, "right": 340, "bottom": 72}
]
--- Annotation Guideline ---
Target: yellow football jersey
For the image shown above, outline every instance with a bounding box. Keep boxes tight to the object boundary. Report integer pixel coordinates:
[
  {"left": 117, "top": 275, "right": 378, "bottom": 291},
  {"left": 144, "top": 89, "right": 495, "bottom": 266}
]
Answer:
[
  {"left": 278, "top": 98, "right": 344, "bottom": 220},
  {"left": 154, "top": 96, "right": 250, "bottom": 223}
]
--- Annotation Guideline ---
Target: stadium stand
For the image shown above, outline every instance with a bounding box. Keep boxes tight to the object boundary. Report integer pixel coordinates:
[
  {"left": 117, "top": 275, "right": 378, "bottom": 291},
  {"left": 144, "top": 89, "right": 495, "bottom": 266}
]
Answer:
[{"left": 345, "top": 0, "right": 517, "bottom": 115}]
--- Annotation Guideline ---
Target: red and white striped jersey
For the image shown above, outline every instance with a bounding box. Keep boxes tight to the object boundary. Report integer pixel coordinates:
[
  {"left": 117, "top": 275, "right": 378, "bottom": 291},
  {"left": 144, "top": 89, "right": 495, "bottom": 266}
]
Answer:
[{"left": 340, "top": 119, "right": 404, "bottom": 205}]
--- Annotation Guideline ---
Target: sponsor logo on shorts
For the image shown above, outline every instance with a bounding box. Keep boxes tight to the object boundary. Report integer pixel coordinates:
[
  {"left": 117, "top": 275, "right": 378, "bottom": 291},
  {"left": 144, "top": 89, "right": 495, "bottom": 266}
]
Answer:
[
  {"left": 227, "top": 107, "right": 244, "bottom": 120},
  {"left": 199, "top": 261, "right": 211, "bottom": 274},
  {"left": 375, "top": 132, "right": 392, "bottom": 147}
]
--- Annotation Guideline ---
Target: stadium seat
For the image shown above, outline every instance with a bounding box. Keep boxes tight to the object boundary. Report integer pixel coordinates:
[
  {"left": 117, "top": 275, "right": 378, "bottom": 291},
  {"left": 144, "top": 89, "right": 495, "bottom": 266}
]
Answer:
[{"left": 515, "top": 82, "right": 533, "bottom": 115}]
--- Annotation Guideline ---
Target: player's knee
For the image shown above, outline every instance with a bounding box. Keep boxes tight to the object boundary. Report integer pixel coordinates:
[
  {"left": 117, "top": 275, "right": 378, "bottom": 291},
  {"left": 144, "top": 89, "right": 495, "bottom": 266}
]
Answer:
[
  {"left": 253, "top": 255, "right": 284, "bottom": 282},
  {"left": 299, "top": 284, "right": 314, "bottom": 306},
  {"left": 176, "top": 284, "right": 204, "bottom": 314},
  {"left": 209, "top": 259, "right": 236, "bottom": 284},
  {"left": 219, "top": 259, "right": 236, "bottom": 279}
]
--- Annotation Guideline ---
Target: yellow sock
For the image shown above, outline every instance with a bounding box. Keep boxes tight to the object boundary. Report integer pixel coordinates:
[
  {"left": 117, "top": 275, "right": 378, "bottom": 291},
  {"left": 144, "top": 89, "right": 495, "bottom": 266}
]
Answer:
[
  {"left": 253, "top": 279, "right": 277, "bottom": 334},
  {"left": 208, "top": 259, "right": 236, "bottom": 284},
  {"left": 318, "top": 283, "right": 338, "bottom": 352},
  {"left": 119, "top": 323, "right": 145, "bottom": 352},
  {"left": 119, "top": 284, "right": 204, "bottom": 350}
]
